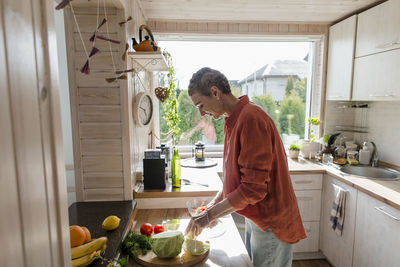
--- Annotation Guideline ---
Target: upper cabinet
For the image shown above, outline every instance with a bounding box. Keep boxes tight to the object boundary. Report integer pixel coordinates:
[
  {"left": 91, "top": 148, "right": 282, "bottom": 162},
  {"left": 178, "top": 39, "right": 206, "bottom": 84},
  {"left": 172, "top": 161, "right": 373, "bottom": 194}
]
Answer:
[
  {"left": 326, "top": 15, "right": 357, "bottom": 100},
  {"left": 355, "top": 0, "right": 400, "bottom": 58},
  {"left": 352, "top": 0, "right": 400, "bottom": 101}
]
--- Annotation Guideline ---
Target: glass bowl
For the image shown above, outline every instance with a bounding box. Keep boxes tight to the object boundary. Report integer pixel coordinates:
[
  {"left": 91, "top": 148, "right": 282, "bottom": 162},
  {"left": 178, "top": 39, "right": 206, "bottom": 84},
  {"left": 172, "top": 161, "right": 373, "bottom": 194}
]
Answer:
[{"left": 186, "top": 197, "right": 213, "bottom": 217}]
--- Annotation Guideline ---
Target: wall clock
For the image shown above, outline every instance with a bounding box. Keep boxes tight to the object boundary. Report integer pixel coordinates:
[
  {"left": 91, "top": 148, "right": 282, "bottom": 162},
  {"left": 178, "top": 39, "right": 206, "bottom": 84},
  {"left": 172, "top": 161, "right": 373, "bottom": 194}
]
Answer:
[{"left": 133, "top": 91, "right": 153, "bottom": 127}]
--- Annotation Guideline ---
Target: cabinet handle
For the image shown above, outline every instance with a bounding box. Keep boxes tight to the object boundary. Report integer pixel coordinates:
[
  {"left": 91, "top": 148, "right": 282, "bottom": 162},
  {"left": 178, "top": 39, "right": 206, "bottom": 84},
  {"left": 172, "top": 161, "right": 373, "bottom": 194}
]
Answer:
[
  {"left": 329, "top": 95, "right": 343, "bottom": 98},
  {"left": 297, "top": 196, "right": 313, "bottom": 201},
  {"left": 376, "top": 42, "right": 400, "bottom": 49},
  {"left": 375, "top": 206, "right": 400, "bottom": 221},
  {"left": 294, "top": 180, "right": 313, "bottom": 184},
  {"left": 369, "top": 94, "right": 395, "bottom": 97}
]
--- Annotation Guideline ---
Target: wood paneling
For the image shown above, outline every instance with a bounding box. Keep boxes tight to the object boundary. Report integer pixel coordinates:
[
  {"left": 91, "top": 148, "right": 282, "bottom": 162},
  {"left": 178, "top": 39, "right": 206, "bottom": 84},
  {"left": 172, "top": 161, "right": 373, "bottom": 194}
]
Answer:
[
  {"left": 79, "top": 87, "right": 121, "bottom": 104},
  {"left": 80, "top": 122, "right": 122, "bottom": 138},
  {"left": 72, "top": 15, "right": 118, "bottom": 33},
  {"left": 74, "top": 33, "right": 119, "bottom": 52},
  {"left": 1, "top": 0, "right": 70, "bottom": 265},
  {"left": 84, "top": 188, "right": 125, "bottom": 201},
  {"left": 0, "top": 1, "right": 25, "bottom": 264},
  {"left": 147, "top": 20, "right": 329, "bottom": 36},
  {"left": 83, "top": 172, "right": 124, "bottom": 188},
  {"left": 76, "top": 70, "right": 121, "bottom": 87},
  {"left": 81, "top": 139, "right": 122, "bottom": 155},
  {"left": 140, "top": 0, "right": 381, "bottom": 23},
  {"left": 83, "top": 156, "right": 123, "bottom": 172},
  {"left": 79, "top": 105, "right": 121, "bottom": 122},
  {"left": 75, "top": 52, "right": 123, "bottom": 71}
]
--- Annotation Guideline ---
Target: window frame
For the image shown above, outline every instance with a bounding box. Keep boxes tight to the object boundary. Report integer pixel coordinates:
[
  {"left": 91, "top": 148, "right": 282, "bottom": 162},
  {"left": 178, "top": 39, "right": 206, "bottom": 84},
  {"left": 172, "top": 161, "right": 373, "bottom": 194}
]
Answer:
[{"left": 154, "top": 35, "right": 326, "bottom": 157}]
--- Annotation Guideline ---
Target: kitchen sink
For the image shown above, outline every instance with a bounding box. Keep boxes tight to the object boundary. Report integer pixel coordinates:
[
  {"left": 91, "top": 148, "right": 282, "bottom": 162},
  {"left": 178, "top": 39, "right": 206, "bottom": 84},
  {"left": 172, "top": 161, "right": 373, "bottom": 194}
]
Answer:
[{"left": 340, "top": 165, "right": 400, "bottom": 180}]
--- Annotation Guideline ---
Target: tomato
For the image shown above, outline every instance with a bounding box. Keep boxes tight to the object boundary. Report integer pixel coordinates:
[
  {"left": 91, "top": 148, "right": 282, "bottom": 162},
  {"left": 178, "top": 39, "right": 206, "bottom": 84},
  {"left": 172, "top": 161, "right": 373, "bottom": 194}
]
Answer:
[
  {"left": 154, "top": 224, "right": 165, "bottom": 234},
  {"left": 140, "top": 223, "right": 153, "bottom": 237},
  {"left": 194, "top": 206, "right": 206, "bottom": 215}
]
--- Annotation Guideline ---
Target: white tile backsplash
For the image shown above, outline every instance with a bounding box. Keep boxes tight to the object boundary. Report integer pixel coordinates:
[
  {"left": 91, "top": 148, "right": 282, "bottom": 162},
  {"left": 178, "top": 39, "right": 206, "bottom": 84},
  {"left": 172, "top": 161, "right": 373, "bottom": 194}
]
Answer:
[{"left": 325, "top": 101, "right": 400, "bottom": 166}]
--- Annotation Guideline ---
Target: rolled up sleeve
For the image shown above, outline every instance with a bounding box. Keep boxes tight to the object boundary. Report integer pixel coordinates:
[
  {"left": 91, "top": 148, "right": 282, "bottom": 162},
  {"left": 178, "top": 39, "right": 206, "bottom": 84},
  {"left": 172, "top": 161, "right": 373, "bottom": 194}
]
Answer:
[{"left": 226, "top": 114, "right": 274, "bottom": 210}]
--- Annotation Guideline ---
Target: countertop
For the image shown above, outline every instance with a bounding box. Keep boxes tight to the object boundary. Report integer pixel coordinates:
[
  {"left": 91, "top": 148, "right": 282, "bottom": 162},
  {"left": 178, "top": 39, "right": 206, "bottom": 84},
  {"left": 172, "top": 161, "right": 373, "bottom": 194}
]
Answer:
[
  {"left": 134, "top": 156, "right": 400, "bottom": 210},
  {"left": 68, "top": 201, "right": 136, "bottom": 266},
  {"left": 128, "top": 208, "right": 252, "bottom": 267}
]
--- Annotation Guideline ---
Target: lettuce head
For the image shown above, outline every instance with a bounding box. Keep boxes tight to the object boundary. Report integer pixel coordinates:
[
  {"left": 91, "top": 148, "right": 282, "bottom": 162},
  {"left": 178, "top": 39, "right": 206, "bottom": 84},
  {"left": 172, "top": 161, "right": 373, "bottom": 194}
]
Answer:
[{"left": 149, "top": 231, "right": 184, "bottom": 258}]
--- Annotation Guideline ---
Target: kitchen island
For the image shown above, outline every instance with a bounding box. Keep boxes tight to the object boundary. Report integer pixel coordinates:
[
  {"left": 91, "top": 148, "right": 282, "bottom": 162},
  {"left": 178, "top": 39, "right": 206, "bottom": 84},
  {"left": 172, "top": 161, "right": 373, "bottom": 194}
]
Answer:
[{"left": 128, "top": 208, "right": 252, "bottom": 267}]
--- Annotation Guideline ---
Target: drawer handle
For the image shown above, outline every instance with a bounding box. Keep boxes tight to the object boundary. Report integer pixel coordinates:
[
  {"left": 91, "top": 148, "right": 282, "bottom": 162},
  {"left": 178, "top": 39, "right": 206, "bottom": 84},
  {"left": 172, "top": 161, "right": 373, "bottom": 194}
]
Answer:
[
  {"left": 294, "top": 180, "right": 313, "bottom": 184},
  {"left": 329, "top": 95, "right": 343, "bottom": 98},
  {"left": 375, "top": 206, "right": 400, "bottom": 221},
  {"left": 297, "top": 196, "right": 313, "bottom": 201},
  {"left": 376, "top": 42, "right": 400, "bottom": 49},
  {"left": 369, "top": 94, "right": 395, "bottom": 97}
]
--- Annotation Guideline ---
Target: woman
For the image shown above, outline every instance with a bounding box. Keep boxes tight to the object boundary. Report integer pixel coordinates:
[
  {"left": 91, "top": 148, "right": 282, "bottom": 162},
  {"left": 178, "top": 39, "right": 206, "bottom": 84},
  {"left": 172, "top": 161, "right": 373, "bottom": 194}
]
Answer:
[{"left": 185, "top": 67, "right": 306, "bottom": 267}]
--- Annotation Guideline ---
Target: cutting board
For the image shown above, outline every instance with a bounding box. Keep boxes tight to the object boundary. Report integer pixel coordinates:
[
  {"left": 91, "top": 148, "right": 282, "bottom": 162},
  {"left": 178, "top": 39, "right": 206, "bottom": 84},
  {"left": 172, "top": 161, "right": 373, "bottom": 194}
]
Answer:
[{"left": 135, "top": 250, "right": 209, "bottom": 267}]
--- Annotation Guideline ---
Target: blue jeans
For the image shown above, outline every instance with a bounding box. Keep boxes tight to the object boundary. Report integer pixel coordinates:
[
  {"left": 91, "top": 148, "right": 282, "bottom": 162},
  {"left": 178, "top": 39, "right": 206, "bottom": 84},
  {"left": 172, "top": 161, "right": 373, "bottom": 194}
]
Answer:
[{"left": 245, "top": 218, "right": 293, "bottom": 267}]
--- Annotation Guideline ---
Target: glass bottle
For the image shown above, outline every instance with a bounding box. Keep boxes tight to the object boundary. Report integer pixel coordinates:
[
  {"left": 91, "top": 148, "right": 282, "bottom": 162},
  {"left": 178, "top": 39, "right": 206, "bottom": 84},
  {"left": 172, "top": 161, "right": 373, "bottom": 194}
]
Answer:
[{"left": 171, "top": 147, "right": 181, "bottom": 188}]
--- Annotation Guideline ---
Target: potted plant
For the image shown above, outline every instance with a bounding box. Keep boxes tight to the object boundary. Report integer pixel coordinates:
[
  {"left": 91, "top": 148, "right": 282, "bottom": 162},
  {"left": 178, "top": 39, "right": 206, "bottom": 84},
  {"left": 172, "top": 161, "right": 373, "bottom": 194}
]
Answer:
[
  {"left": 289, "top": 143, "right": 301, "bottom": 159},
  {"left": 300, "top": 117, "right": 321, "bottom": 158}
]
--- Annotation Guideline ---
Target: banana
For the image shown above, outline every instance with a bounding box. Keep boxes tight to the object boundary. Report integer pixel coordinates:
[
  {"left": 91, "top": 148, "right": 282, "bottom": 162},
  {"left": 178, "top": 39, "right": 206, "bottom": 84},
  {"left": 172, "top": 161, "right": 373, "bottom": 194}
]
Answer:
[
  {"left": 71, "top": 243, "right": 107, "bottom": 267},
  {"left": 71, "top": 236, "right": 107, "bottom": 259}
]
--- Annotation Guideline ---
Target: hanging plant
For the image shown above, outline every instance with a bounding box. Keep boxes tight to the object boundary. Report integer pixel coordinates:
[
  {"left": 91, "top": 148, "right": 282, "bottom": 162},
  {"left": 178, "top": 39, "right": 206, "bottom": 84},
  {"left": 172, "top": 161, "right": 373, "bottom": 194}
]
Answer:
[{"left": 162, "top": 50, "right": 180, "bottom": 145}]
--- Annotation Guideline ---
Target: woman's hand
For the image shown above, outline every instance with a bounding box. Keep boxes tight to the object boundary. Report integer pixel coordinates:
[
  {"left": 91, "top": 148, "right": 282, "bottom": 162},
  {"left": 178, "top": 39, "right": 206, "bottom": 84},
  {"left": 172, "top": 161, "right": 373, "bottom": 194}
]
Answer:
[{"left": 185, "top": 210, "right": 210, "bottom": 238}]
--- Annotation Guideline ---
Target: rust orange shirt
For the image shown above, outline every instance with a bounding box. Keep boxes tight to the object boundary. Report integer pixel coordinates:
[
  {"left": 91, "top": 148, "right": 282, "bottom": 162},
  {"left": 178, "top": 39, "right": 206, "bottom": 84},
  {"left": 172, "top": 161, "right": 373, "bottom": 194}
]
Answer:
[{"left": 223, "top": 95, "right": 306, "bottom": 244}]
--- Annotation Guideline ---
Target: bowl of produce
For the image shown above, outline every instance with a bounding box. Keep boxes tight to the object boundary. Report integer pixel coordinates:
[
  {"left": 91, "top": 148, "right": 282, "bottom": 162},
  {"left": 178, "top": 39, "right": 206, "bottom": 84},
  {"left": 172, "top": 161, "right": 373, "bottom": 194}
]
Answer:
[{"left": 186, "top": 197, "right": 212, "bottom": 217}]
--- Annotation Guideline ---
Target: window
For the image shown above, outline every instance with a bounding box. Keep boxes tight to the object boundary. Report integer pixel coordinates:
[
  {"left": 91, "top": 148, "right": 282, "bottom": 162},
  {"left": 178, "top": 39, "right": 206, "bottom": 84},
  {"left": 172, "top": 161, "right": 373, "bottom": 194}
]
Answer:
[{"left": 157, "top": 40, "right": 314, "bottom": 152}]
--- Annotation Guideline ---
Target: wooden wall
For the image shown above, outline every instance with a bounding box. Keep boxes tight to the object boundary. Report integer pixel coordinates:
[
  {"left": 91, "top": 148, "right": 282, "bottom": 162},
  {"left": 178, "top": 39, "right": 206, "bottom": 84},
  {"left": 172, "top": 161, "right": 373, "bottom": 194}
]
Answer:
[
  {"left": 1, "top": 0, "right": 70, "bottom": 265},
  {"left": 147, "top": 20, "right": 329, "bottom": 36},
  {"left": 65, "top": 0, "right": 150, "bottom": 201}
]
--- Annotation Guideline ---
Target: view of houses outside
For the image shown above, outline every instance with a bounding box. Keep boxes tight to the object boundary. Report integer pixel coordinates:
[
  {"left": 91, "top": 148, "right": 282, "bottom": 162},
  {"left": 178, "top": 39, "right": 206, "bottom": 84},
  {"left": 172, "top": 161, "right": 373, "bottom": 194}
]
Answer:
[{"left": 157, "top": 41, "right": 312, "bottom": 147}]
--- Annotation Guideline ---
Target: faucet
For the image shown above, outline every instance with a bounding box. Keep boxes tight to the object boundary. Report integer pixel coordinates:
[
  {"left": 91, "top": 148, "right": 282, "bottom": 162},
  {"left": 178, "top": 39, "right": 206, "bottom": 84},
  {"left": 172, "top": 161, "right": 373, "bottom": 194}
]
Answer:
[{"left": 370, "top": 141, "right": 379, "bottom": 167}]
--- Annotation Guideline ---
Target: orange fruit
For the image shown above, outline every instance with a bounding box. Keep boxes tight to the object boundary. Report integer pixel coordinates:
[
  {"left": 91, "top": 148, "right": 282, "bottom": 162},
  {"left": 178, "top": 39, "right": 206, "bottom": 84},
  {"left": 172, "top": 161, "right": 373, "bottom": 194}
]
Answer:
[
  {"left": 81, "top": 226, "right": 91, "bottom": 243},
  {"left": 69, "top": 225, "right": 86, "bottom": 248}
]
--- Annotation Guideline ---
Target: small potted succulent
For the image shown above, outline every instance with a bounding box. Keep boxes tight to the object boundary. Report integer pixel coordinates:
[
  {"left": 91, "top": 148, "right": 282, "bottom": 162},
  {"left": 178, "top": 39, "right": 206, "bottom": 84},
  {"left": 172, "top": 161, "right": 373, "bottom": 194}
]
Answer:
[{"left": 289, "top": 143, "right": 301, "bottom": 159}]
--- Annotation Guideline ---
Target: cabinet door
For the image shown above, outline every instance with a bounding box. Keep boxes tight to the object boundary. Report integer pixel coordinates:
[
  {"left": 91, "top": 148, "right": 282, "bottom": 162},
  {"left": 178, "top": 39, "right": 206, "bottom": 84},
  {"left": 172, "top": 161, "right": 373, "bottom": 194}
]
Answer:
[
  {"left": 295, "top": 190, "right": 321, "bottom": 221},
  {"left": 353, "top": 191, "right": 400, "bottom": 267},
  {"left": 356, "top": 0, "right": 400, "bottom": 57},
  {"left": 352, "top": 48, "right": 400, "bottom": 101},
  {"left": 326, "top": 15, "right": 357, "bottom": 100},
  {"left": 320, "top": 175, "right": 357, "bottom": 267}
]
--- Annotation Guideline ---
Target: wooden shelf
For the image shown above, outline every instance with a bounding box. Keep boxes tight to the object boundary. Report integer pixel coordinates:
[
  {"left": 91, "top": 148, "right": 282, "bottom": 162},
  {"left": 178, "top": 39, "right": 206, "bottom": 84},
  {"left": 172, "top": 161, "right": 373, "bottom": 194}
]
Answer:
[{"left": 127, "top": 51, "right": 169, "bottom": 72}]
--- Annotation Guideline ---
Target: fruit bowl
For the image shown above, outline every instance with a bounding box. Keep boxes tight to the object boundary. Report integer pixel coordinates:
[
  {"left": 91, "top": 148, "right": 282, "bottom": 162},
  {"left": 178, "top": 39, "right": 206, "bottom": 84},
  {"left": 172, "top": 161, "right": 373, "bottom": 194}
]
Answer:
[{"left": 186, "top": 197, "right": 213, "bottom": 217}]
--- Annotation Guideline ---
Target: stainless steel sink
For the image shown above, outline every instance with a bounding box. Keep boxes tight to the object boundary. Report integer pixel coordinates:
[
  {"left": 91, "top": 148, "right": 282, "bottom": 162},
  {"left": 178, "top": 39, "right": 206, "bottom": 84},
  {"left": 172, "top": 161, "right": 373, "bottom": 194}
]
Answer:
[{"left": 340, "top": 165, "right": 400, "bottom": 180}]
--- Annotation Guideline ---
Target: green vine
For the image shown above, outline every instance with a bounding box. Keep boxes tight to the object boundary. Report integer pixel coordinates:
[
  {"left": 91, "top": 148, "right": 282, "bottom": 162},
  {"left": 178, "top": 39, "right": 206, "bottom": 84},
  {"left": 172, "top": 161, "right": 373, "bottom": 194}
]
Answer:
[{"left": 162, "top": 50, "right": 180, "bottom": 145}]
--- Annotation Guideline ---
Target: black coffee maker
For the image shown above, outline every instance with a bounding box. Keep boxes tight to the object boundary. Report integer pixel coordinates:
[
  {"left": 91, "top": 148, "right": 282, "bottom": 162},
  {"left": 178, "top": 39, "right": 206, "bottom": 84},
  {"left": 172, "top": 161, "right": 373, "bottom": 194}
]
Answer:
[{"left": 143, "top": 149, "right": 165, "bottom": 190}]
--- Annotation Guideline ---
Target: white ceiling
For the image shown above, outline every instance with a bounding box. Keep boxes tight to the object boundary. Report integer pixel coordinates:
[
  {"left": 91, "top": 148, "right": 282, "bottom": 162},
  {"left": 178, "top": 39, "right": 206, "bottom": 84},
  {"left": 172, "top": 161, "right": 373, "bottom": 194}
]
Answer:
[{"left": 139, "top": 0, "right": 383, "bottom": 23}]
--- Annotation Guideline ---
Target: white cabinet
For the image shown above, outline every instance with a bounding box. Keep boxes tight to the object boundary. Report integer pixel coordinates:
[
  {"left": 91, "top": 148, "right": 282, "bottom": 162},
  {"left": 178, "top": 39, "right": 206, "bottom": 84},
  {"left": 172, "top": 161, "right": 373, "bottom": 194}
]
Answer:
[
  {"left": 352, "top": 48, "right": 400, "bottom": 101},
  {"left": 355, "top": 0, "right": 400, "bottom": 58},
  {"left": 353, "top": 191, "right": 400, "bottom": 267},
  {"left": 320, "top": 175, "right": 357, "bottom": 267},
  {"left": 291, "top": 174, "right": 322, "bottom": 253},
  {"left": 352, "top": 0, "right": 400, "bottom": 101},
  {"left": 326, "top": 15, "right": 357, "bottom": 100}
]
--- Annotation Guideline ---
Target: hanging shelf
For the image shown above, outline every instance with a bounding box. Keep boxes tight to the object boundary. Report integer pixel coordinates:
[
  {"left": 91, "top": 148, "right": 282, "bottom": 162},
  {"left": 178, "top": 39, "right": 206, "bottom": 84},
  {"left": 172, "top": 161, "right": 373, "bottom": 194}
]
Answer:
[{"left": 128, "top": 51, "right": 168, "bottom": 72}]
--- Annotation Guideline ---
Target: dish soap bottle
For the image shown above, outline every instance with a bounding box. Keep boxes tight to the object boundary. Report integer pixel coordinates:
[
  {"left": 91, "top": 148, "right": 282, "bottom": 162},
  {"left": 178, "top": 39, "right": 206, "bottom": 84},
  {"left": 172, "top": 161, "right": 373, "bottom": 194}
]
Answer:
[
  {"left": 171, "top": 147, "right": 181, "bottom": 188},
  {"left": 359, "top": 142, "right": 371, "bottom": 165}
]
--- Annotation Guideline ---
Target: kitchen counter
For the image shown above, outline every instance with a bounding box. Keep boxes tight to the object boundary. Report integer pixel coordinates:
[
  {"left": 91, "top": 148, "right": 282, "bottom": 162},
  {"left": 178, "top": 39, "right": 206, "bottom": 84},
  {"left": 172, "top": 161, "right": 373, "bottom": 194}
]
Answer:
[
  {"left": 134, "top": 156, "right": 400, "bottom": 211},
  {"left": 128, "top": 208, "right": 252, "bottom": 267}
]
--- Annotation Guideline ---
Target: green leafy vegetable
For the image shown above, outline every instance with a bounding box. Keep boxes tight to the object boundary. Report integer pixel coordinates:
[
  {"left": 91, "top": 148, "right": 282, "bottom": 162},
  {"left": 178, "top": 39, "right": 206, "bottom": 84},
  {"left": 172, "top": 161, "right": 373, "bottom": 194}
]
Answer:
[
  {"left": 149, "top": 230, "right": 184, "bottom": 258},
  {"left": 183, "top": 237, "right": 210, "bottom": 256},
  {"left": 121, "top": 231, "right": 151, "bottom": 257}
]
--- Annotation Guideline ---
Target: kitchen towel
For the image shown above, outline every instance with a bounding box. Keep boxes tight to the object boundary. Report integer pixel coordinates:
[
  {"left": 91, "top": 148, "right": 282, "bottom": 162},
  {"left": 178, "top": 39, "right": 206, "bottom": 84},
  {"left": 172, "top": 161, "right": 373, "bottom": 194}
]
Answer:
[{"left": 330, "top": 184, "right": 347, "bottom": 236}]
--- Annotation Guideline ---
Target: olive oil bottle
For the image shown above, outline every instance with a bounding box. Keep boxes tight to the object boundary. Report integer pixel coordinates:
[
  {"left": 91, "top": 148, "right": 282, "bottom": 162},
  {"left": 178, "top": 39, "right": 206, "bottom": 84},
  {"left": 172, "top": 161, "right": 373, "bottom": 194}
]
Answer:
[{"left": 171, "top": 147, "right": 181, "bottom": 188}]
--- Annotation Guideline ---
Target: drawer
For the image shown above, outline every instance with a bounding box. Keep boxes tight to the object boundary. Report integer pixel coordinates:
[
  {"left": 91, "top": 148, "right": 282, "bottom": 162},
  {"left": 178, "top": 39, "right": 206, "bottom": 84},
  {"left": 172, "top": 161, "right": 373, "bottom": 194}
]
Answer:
[
  {"left": 291, "top": 174, "right": 322, "bottom": 190},
  {"left": 293, "top": 221, "right": 320, "bottom": 253},
  {"left": 295, "top": 190, "right": 322, "bottom": 221}
]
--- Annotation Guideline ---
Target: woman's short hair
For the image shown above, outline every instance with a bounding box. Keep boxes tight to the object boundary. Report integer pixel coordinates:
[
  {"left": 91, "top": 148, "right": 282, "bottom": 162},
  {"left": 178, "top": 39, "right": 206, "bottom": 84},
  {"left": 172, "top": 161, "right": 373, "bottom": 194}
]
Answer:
[{"left": 188, "top": 67, "right": 231, "bottom": 96}]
